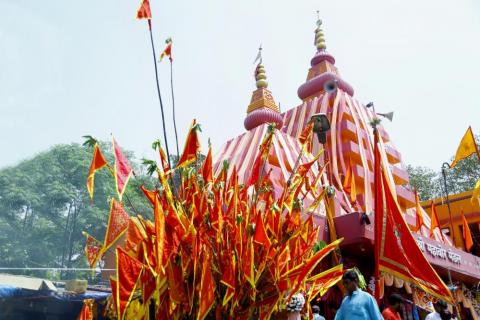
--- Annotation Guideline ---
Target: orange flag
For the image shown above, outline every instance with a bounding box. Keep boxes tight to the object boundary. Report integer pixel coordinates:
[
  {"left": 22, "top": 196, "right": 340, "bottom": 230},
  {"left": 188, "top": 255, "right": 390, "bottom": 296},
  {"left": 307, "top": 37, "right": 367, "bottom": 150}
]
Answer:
[
  {"left": 115, "top": 247, "right": 144, "bottom": 320},
  {"left": 113, "top": 138, "right": 133, "bottom": 201},
  {"left": 197, "top": 251, "right": 215, "bottom": 320},
  {"left": 159, "top": 38, "right": 172, "bottom": 62},
  {"left": 124, "top": 217, "right": 146, "bottom": 254},
  {"left": 411, "top": 190, "right": 424, "bottom": 232},
  {"left": 202, "top": 144, "right": 213, "bottom": 184},
  {"left": 86, "top": 144, "right": 108, "bottom": 200},
  {"left": 82, "top": 232, "right": 103, "bottom": 268},
  {"left": 246, "top": 130, "right": 274, "bottom": 187},
  {"left": 104, "top": 199, "right": 130, "bottom": 253},
  {"left": 153, "top": 193, "right": 165, "bottom": 273},
  {"left": 298, "top": 122, "right": 314, "bottom": 153},
  {"left": 297, "top": 151, "right": 322, "bottom": 177},
  {"left": 462, "top": 212, "right": 473, "bottom": 252},
  {"left": 429, "top": 201, "right": 443, "bottom": 240},
  {"left": 342, "top": 159, "right": 357, "bottom": 204},
  {"left": 450, "top": 126, "right": 479, "bottom": 168},
  {"left": 77, "top": 299, "right": 94, "bottom": 320},
  {"left": 307, "top": 264, "right": 345, "bottom": 300},
  {"left": 140, "top": 185, "right": 156, "bottom": 205},
  {"left": 176, "top": 119, "right": 201, "bottom": 169},
  {"left": 136, "top": 0, "right": 152, "bottom": 20}
]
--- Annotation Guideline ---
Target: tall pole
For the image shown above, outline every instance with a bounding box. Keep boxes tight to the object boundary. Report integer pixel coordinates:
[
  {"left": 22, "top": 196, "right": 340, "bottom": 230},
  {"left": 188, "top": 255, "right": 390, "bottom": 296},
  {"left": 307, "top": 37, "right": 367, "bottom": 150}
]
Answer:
[
  {"left": 147, "top": 20, "right": 172, "bottom": 169},
  {"left": 169, "top": 59, "right": 180, "bottom": 158},
  {"left": 373, "top": 124, "right": 381, "bottom": 303},
  {"left": 441, "top": 162, "right": 456, "bottom": 246}
]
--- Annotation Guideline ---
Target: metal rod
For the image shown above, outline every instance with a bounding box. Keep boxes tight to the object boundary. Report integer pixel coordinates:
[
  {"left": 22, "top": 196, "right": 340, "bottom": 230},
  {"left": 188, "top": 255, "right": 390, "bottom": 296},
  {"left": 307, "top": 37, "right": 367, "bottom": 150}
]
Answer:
[
  {"left": 441, "top": 162, "right": 456, "bottom": 246},
  {"left": 147, "top": 20, "right": 171, "bottom": 169},
  {"left": 170, "top": 59, "right": 180, "bottom": 158},
  {"left": 0, "top": 267, "right": 115, "bottom": 271}
]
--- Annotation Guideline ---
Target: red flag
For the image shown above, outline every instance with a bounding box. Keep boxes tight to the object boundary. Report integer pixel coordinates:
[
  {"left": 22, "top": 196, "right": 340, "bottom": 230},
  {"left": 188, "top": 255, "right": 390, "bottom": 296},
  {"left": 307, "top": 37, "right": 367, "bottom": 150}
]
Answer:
[
  {"left": 159, "top": 38, "right": 172, "bottom": 62},
  {"left": 373, "top": 133, "right": 453, "bottom": 303},
  {"left": 115, "top": 247, "right": 144, "bottom": 320},
  {"left": 166, "top": 260, "right": 188, "bottom": 303},
  {"left": 113, "top": 138, "right": 133, "bottom": 201},
  {"left": 462, "top": 212, "right": 473, "bottom": 252},
  {"left": 86, "top": 144, "right": 108, "bottom": 200},
  {"left": 82, "top": 232, "right": 103, "bottom": 268},
  {"left": 141, "top": 267, "right": 156, "bottom": 303},
  {"left": 176, "top": 120, "right": 201, "bottom": 169},
  {"left": 77, "top": 299, "right": 94, "bottom": 320},
  {"left": 243, "top": 237, "right": 255, "bottom": 288},
  {"left": 136, "top": 0, "right": 152, "bottom": 20},
  {"left": 220, "top": 254, "right": 236, "bottom": 306},
  {"left": 197, "top": 251, "right": 215, "bottom": 320},
  {"left": 104, "top": 199, "right": 130, "bottom": 253},
  {"left": 429, "top": 201, "right": 443, "bottom": 241},
  {"left": 202, "top": 145, "right": 213, "bottom": 185},
  {"left": 246, "top": 130, "right": 274, "bottom": 187},
  {"left": 253, "top": 212, "right": 271, "bottom": 250}
]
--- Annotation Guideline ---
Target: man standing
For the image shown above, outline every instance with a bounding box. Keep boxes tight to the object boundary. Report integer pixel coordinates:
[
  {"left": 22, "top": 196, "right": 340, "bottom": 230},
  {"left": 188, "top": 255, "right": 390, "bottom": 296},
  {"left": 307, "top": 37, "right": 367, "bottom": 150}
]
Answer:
[
  {"left": 312, "top": 305, "right": 326, "bottom": 320},
  {"left": 426, "top": 301, "right": 448, "bottom": 320},
  {"left": 382, "top": 294, "right": 403, "bottom": 320},
  {"left": 334, "top": 270, "right": 383, "bottom": 320}
]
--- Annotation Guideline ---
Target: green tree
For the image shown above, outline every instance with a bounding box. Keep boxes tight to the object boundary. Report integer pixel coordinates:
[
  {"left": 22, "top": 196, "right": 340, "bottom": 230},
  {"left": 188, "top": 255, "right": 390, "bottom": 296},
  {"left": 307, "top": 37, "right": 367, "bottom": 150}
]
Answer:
[
  {"left": 407, "top": 135, "right": 480, "bottom": 201},
  {"left": 0, "top": 142, "right": 155, "bottom": 279}
]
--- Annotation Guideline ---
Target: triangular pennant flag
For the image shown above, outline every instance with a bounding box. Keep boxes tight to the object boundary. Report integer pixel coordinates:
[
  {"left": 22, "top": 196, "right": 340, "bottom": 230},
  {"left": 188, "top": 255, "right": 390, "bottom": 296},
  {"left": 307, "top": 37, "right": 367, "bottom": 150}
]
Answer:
[
  {"left": 450, "top": 126, "right": 479, "bottom": 168},
  {"left": 86, "top": 143, "right": 108, "bottom": 200},
  {"left": 104, "top": 199, "right": 130, "bottom": 253},
  {"left": 112, "top": 138, "right": 133, "bottom": 201},
  {"left": 115, "top": 247, "right": 144, "bottom": 320}
]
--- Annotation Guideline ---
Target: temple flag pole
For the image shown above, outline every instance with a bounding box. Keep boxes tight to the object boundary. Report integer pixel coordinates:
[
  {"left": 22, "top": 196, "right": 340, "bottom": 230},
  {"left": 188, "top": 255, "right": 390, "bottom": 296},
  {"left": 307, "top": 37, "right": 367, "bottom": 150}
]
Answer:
[
  {"left": 441, "top": 162, "right": 456, "bottom": 247},
  {"left": 372, "top": 120, "right": 381, "bottom": 303},
  {"left": 147, "top": 19, "right": 172, "bottom": 169},
  {"left": 169, "top": 58, "right": 180, "bottom": 158}
]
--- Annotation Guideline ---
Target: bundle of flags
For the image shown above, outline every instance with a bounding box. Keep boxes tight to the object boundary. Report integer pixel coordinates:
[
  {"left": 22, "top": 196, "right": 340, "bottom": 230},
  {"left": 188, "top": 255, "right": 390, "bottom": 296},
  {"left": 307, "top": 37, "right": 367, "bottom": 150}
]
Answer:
[{"left": 84, "top": 121, "right": 343, "bottom": 320}]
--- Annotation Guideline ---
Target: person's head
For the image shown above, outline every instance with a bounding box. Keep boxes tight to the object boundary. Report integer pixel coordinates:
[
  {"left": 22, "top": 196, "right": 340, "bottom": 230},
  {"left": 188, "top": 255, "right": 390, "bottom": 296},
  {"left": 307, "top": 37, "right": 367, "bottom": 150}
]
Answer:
[
  {"left": 312, "top": 305, "right": 320, "bottom": 314},
  {"left": 388, "top": 294, "right": 403, "bottom": 312},
  {"left": 440, "top": 309, "right": 452, "bottom": 320},
  {"left": 342, "top": 270, "right": 359, "bottom": 294},
  {"left": 434, "top": 300, "right": 448, "bottom": 313}
]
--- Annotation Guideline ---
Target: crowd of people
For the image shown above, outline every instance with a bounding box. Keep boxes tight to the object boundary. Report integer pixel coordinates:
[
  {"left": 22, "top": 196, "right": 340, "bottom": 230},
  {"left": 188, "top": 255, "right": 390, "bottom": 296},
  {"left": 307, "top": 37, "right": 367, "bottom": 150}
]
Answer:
[{"left": 310, "top": 270, "right": 456, "bottom": 320}]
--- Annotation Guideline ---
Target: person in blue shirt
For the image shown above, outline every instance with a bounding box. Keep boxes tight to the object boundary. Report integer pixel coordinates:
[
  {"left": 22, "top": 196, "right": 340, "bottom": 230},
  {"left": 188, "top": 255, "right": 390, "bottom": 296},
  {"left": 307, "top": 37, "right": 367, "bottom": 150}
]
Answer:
[{"left": 334, "top": 270, "right": 383, "bottom": 320}]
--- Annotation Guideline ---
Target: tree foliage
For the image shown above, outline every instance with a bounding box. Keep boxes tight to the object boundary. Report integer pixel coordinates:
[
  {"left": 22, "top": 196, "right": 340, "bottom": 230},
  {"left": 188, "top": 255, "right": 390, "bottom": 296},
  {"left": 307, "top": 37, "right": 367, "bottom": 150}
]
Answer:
[
  {"left": 0, "top": 142, "right": 155, "bottom": 279},
  {"left": 407, "top": 135, "right": 480, "bottom": 201}
]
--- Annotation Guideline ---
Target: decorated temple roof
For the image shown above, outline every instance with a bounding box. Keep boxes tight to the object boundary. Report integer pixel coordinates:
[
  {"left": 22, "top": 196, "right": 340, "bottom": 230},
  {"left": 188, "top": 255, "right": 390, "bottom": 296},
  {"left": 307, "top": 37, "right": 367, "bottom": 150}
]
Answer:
[{"left": 214, "top": 17, "right": 452, "bottom": 245}]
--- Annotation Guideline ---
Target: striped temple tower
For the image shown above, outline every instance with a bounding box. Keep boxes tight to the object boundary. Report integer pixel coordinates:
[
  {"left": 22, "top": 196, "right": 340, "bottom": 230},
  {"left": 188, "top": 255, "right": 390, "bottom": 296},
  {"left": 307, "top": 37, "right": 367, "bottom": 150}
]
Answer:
[
  {"left": 282, "top": 17, "right": 418, "bottom": 218},
  {"left": 244, "top": 59, "right": 283, "bottom": 131},
  {"left": 216, "top": 17, "right": 447, "bottom": 243}
]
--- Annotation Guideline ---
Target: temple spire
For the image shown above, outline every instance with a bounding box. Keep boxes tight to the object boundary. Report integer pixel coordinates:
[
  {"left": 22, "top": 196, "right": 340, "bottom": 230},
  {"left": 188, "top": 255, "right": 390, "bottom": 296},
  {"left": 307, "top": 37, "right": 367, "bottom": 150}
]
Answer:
[{"left": 244, "top": 51, "right": 283, "bottom": 131}]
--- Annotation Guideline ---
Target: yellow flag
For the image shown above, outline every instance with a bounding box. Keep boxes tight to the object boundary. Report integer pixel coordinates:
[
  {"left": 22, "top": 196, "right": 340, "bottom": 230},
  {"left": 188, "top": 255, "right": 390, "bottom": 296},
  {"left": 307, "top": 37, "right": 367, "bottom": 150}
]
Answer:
[
  {"left": 450, "top": 127, "right": 479, "bottom": 168},
  {"left": 472, "top": 178, "right": 480, "bottom": 205}
]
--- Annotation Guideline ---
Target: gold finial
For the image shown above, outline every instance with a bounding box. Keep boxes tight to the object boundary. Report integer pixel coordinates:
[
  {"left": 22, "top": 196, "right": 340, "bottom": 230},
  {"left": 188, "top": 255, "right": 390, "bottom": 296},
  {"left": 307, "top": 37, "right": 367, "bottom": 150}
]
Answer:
[
  {"left": 315, "top": 13, "right": 326, "bottom": 50},
  {"left": 255, "top": 63, "right": 268, "bottom": 89},
  {"left": 253, "top": 45, "right": 268, "bottom": 88}
]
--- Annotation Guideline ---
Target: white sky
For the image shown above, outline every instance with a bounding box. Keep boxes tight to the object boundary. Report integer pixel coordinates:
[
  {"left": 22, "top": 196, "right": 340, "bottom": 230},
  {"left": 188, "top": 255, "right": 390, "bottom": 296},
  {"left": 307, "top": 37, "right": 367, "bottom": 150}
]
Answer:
[{"left": 1, "top": 0, "right": 479, "bottom": 170}]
